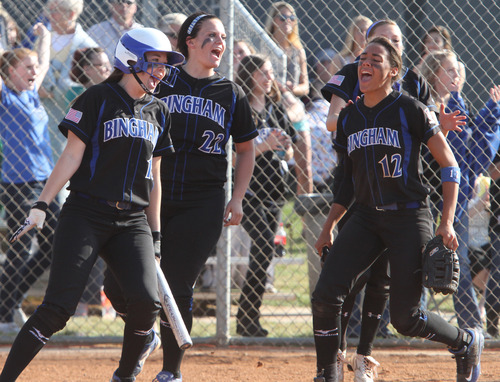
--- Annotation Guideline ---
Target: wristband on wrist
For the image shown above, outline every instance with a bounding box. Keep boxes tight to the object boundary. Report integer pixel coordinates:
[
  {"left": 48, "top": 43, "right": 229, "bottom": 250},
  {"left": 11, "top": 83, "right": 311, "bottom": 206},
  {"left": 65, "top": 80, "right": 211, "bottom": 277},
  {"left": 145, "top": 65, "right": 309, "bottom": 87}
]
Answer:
[
  {"left": 441, "top": 166, "right": 461, "bottom": 184},
  {"left": 152, "top": 231, "right": 161, "bottom": 242},
  {"left": 32, "top": 201, "right": 48, "bottom": 212}
]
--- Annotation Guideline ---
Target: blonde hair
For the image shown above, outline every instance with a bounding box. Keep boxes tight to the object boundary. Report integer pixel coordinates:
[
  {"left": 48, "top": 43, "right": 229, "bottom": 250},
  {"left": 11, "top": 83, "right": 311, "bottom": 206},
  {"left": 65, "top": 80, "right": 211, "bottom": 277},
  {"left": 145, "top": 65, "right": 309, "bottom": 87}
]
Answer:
[
  {"left": 420, "top": 49, "right": 457, "bottom": 107},
  {"left": 265, "top": 1, "right": 303, "bottom": 50},
  {"left": 366, "top": 19, "right": 399, "bottom": 41},
  {"left": 158, "top": 13, "right": 188, "bottom": 30},
  {"left": 0, "top": 9, "right": 21, "bottom": 48},
  {"left": 339, "top": 15, "right": 372, "bottom": 58}
]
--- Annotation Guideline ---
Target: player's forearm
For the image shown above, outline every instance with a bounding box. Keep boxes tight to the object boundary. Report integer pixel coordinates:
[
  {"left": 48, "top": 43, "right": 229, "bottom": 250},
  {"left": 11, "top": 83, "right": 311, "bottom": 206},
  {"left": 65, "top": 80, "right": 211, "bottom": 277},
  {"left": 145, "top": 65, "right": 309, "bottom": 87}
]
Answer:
[
  {"left": 34, "top": 24, "right": 51, "bottom": 85},
  {"left": 232, "top": 142, "right": 255, "bottom": 200},
  {"left": 323, "top": 203, "right": 347, "bottom": 234},
  {"left": 326, "top": 95, "right": 346, "bottom": 132},
  {"left": 440, "top": 181, "right": 459, "bottom": 227},
  {"left": 145, "top": 157, "right": 161, "bottom": 232},
  {"left": 326, "top": 112, "right": 339, "bottom": 132}
]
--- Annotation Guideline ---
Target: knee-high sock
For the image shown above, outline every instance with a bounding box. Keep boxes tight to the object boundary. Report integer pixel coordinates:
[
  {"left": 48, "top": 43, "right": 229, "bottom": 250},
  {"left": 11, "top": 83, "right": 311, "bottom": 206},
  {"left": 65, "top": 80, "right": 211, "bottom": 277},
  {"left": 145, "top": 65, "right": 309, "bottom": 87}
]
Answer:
[{"left": 0, "top": 315, "right": 53, "bottom": 381}]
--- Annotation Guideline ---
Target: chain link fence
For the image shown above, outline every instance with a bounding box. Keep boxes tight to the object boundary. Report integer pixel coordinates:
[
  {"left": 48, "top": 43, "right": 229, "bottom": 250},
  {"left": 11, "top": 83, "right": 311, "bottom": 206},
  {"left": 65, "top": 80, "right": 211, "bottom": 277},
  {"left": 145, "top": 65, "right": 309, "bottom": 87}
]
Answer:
[{"left": 0, "top": 0, "right": 499, "bottom": 348}]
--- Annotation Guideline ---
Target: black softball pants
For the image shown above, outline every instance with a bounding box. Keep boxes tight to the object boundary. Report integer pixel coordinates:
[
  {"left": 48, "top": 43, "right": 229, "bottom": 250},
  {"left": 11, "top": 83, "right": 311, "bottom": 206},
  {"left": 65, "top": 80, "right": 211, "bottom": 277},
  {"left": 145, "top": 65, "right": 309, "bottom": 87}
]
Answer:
[
  {"left": 0, "top": 193, "right": 160, "bottom": 381},
  {"left": 312, "top": 205, "right": 462, "bottom": 373}
]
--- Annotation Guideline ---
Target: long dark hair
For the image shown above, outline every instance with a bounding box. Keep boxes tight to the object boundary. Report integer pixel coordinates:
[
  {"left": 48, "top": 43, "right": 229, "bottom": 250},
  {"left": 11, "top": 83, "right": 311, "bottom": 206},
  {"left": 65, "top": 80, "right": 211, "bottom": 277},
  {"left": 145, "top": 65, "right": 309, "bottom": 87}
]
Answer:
[{"left": 236, "top": 54, "right": 280, "bottom": 105}]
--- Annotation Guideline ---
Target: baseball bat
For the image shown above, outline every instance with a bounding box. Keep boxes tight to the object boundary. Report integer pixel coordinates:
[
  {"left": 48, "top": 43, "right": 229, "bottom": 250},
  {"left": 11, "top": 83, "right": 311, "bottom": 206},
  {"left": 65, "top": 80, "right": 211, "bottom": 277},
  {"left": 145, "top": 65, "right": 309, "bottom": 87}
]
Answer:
[{"left": 155, "top": 261, "right": 193, "bottom": 350}]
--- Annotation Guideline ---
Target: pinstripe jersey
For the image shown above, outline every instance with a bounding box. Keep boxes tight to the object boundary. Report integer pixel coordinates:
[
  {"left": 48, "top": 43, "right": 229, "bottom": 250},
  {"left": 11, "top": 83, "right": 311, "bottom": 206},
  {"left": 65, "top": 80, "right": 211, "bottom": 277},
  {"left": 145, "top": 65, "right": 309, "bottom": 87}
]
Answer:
[
  {"left": 335, "top": 91, "right": 440, "bottom": 207},
  {"left": 157, "top": 67, "right": 258, "bottom": 201},
  {"left": 58, "top": 82, "right": 174, "bottom": 207}
]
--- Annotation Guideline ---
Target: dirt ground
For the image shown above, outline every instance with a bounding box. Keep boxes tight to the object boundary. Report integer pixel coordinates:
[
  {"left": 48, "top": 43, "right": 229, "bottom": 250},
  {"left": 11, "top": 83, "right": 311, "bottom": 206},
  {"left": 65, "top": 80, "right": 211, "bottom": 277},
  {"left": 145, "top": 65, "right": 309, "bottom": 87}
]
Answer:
[{"left": 0, "top": 344, "right": 499, "bottom": 381}]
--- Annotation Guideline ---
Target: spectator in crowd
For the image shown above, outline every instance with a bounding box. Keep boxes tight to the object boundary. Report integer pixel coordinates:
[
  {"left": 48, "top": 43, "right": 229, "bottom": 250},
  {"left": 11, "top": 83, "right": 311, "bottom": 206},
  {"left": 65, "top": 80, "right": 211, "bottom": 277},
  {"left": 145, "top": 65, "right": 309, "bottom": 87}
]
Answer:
[
  {"left": 329, "top": 15, "right": 372, "bottom": 76},
  {"left": 487, "top": 158, "right": 500, "bottom": 338},
  {"left": 65, "top": 46, "right": 111, "bottom": 317},
  {"left": 87, "top": 0, "right": 142, "bottom": 62},
  {"left": 32, "top": 0, "right": 97, "bottom": 158},
  {"left": 421, "top": 49, "right": 500, "bottom": 332},
  {"left": 307, "top": 86, "right": 337, "bottom": 194},
  {"left": 413, "top": 25, "right": 465, "bottom": 89},
  {"left": 65, "top": 46, "right": 111, "bottom": 105},
  {"left": 265, "top": 1, "right": 312, "bottom": 195},
  {"left": 0, "top": 8, "right": 21, "bottom": 51},
  {"left": 310, "top": 48, "right": 336, "bottom": 95},
  {"left": 235, "top": 54, "right": 296, "bottom": 337},
  {"left": 316, "top": 19, "right": 467, "bottom": 381},
  {"left": 157, "top": 13, "right": 187, "bottom": 52},
  {"left": 468, "top": 174, "right": 492, "bottom": 322},
  {"left": 265, "top": 1, "right": 309, "bottom": 97},
  {"left": 233, "top": 39, "right": 255, "bottom": 74},
  {"left": 0, "top": 24, "right": 60, "bottom": 334}
]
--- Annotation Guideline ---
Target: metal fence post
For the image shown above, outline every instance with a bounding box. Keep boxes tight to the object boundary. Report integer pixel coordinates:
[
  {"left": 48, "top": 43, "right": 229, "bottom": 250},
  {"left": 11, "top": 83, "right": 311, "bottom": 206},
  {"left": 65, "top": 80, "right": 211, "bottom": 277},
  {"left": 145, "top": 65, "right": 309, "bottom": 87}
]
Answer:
[{"left": 216, "top": 0, "right": 235, "bottom": 346}]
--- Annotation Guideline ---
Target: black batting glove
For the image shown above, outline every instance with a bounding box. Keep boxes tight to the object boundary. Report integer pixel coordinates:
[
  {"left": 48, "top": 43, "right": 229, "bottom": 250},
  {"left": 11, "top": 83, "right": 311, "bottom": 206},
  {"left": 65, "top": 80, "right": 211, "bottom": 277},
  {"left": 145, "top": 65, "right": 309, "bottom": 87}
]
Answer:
[{"left": 152, "top": 231, "right": 161, "bottom": 260}]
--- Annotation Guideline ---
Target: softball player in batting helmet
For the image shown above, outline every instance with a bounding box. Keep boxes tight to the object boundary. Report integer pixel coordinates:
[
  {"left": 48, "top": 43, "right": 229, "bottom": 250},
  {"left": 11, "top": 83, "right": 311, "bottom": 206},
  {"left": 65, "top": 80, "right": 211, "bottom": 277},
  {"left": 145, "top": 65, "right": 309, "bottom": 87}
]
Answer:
[
  {"left": 312, "top": 37, "right": 484, "bottom": 382},
  {"left": 0, "top": 27, "right": 184, "bottom": 382},
  {"left": 103, "top": 12, "right": 258, "bottom": 382}
]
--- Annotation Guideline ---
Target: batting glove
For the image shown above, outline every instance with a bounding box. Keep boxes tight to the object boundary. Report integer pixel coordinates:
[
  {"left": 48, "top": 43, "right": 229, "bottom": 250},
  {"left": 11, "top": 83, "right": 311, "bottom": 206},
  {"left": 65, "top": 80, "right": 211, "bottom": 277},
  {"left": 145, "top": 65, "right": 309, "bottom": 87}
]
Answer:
[
  {"left": 152, "top": 231, "right": 161, "bottom": 260},
  {"left": 9, "top": 201, "right": 47, "bottom": 243}
]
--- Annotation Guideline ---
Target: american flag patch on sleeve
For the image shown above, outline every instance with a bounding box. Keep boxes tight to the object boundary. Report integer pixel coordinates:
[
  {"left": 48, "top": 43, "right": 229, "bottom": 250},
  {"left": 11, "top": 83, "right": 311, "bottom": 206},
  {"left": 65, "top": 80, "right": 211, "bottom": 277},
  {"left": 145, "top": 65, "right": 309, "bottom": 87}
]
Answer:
[
  {"left": 328, "top": 75, "right": 345, "bottom": 86},
  {"left": 65, "top": 108, "right": 83, "bottom": 123}
]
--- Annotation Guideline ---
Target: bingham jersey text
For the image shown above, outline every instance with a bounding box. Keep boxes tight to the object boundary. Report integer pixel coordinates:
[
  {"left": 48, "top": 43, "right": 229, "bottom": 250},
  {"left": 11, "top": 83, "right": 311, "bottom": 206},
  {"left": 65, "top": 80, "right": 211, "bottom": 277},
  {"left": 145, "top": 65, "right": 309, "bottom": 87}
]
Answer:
[
  {"left": 347, "top": 127, "right": 401, "bottom": 154},
  {"left": 161, "top": 95, "right": 225, "bottom": 129},
  {"left": 103, "top": 117, "right": 159, "bottom": 144}
]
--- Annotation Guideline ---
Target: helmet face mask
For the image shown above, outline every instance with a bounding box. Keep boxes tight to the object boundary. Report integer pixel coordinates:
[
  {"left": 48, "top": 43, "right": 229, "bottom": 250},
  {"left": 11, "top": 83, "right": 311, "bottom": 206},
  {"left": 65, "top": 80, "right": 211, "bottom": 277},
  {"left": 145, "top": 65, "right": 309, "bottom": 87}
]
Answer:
[
  {"left": 137, "top": 60, "right": 180, "bottom": 88},
  {"left": 114, "top": 28, "right": 184, "bottom": 88}
]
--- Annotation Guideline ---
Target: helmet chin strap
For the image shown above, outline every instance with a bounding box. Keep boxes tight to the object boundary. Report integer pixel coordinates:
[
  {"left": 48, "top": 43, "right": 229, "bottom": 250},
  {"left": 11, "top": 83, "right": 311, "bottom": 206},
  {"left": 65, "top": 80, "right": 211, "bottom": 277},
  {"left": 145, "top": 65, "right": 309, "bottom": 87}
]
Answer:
[{"left": 129, "top": 66, "right": 160, "bottom": 96}]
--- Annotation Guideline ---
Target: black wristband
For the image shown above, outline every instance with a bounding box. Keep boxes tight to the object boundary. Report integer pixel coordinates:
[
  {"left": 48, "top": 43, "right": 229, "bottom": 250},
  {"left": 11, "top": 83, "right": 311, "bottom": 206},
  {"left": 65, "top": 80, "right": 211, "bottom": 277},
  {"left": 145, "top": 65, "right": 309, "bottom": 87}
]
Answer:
[
  {"left": 152, "top": 231, "right": 161, "bottom": 242},
  {"left": 32, "top": 201, "right": 48, "bottom": 212}
]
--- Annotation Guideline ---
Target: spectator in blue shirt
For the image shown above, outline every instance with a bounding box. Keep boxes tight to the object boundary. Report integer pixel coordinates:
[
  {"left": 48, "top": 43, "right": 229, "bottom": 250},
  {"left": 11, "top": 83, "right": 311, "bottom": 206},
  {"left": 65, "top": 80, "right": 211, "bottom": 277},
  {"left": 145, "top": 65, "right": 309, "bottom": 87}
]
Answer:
[{"left": 0, "top": 24, "right": 60, "bottom": 334}]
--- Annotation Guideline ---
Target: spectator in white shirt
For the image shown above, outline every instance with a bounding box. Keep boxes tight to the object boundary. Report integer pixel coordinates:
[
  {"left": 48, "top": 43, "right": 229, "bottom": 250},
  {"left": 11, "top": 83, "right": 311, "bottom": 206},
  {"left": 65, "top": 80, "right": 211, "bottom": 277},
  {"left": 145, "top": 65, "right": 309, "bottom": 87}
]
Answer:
[{"left": 87, "top": 0, "right": 142, "bottom": 62}]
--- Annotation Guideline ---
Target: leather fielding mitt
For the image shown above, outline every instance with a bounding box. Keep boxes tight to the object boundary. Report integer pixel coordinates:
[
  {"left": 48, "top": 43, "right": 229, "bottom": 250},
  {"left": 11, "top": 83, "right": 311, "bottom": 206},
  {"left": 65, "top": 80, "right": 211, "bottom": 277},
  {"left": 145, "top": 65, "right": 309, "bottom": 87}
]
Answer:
[{"left": 422, "top": 235, "right": 460, "bottom": 295}]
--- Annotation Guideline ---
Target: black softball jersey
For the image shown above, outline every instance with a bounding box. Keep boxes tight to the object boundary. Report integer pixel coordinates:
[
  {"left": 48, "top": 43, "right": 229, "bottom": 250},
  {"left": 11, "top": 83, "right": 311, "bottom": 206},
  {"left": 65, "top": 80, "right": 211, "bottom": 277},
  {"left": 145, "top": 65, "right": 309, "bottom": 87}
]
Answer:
[
  {"left": 58, "top": 82, "right": 174, "bottom": 207},
  {"left": 335, "top": 91, "right": 441, "bottom": 207},
  {"left": 157, "top": 67, "right": 258, "bottom": 200}
]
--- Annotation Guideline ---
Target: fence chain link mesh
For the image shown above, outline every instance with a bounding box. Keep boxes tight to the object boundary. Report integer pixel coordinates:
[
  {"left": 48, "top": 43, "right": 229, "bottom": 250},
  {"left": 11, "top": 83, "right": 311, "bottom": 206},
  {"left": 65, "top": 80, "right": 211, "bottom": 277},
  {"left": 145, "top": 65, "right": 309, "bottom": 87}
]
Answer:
[{"left": 0, "top": 0, "right": 498, "bottom": 346}]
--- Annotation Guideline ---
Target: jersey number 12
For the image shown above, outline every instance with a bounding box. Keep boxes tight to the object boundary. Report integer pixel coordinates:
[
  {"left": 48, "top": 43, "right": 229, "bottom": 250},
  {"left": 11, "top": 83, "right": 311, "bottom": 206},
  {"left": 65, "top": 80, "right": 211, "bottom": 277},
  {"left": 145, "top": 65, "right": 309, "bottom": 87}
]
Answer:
[{"left": 378, "top": 153, "right": 402, "bottom": 178}]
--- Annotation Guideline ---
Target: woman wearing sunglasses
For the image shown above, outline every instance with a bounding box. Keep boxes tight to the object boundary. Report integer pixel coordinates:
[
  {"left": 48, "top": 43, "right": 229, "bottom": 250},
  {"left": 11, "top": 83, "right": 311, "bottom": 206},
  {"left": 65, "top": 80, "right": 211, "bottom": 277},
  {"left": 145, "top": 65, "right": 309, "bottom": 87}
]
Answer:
[
  {"left": 265, "top": 1, "right": 309, "bottom": 98},
  {"left": 265, "top": 1, "right": 313, "bottom": 195}
]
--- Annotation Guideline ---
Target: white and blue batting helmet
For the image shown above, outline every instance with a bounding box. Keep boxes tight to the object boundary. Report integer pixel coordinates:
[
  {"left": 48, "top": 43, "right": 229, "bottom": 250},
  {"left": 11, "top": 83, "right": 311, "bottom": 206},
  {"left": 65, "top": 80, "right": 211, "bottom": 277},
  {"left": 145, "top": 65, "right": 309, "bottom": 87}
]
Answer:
[{"left": 114, "top": 27, "right": 185, "bottom": 74}]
